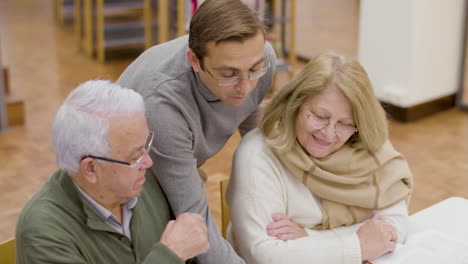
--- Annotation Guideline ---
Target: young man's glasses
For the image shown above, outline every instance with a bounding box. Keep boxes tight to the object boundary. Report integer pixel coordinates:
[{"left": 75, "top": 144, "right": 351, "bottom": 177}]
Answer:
[
  {"left": 204, "top": 58, "right": 270, "bottom": 87},
  {"left": 81, "top": 131, "right": 154, "bottom": 170},
  {"left": 306, "top": 112, "right": 357, "bottom": 137}
]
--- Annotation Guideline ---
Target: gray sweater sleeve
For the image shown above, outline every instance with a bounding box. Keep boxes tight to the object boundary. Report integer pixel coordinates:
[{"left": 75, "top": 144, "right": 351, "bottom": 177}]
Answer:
[{"left": 145, "top": 96, "right": 246, "bottom": 264}]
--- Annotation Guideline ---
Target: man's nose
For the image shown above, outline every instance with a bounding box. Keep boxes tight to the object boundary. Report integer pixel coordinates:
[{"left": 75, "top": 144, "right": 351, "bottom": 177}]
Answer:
[
  {"left": 141, "top": 152, "right": 153, "bottom": 169},
  {"left": 235, "top": 77, "right": 252, "bottom": 93}
]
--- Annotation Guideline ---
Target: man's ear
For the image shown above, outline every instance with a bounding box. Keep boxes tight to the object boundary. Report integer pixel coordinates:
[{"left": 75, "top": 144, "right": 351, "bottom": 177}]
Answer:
[
  {"left": 79, "top": 158, "right": 98, "bottom": 184},
  {"left": 187, "top": 49, "right": 202, "bottom": 73}
]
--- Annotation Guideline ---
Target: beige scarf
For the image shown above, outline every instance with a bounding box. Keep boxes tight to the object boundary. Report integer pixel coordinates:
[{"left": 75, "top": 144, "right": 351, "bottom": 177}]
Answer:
[{"left": 271, "top": 140, "right": 413, "bottom": 229}]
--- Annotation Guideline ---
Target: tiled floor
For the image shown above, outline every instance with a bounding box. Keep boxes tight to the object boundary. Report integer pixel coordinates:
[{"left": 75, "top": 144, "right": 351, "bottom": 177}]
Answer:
[{"left": 1, "top": 0, "right": 468, "bottom": 243}]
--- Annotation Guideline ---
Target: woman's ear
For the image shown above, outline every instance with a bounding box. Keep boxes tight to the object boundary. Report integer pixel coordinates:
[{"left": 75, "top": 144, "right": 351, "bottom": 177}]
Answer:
[
  {"left": 187, "top": 49, "right": 202, "bottom": 73},
  {"left": 79, "top": 157, "right": 98, "bottom": 184}
]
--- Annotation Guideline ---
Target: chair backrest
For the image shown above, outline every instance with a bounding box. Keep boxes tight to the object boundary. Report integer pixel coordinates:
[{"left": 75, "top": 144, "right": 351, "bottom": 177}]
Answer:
[
  {"left": 0, "top": 237, "right": 15, "bottom": 264},
  {"left": 220, "top": 179, "right": 230, "bottom": 239}
]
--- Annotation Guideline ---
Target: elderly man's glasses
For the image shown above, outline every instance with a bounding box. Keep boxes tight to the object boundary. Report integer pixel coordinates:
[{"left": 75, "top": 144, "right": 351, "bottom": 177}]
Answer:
[
  {"left": 306, "top": 112, "right": 357, "bottom": 137},
  {"left": 81, "top": 131, "right": 154, "bottom": 170},
  {"left": 204, "top": 58, "right": 270, "bottom": 87}
]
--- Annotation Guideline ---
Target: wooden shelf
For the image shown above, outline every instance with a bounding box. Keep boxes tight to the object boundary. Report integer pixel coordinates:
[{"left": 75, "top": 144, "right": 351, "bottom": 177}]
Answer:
[
  {"left": 75, "top": 0, "right": 185, "bottom": 62},
  {"left": 104, "top": 22, "right": 145, "bottom": 47},
  {"left": 56, "top": 0, "right": 75, "bottom": 24},
  {"left": 103, "top": 1, "right": 144, "bottom": 15},
  {"left": 85, "top": 0, "right": 151, "bottom": 62}
]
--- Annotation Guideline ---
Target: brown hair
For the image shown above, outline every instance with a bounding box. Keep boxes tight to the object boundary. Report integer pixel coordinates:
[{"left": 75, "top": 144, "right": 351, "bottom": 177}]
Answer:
[
  {"left": 260, "top": 51, "right": 388, "bottom": 153},
  {"left": 189, "top": 0, "right": 266, "bottom": 69}
]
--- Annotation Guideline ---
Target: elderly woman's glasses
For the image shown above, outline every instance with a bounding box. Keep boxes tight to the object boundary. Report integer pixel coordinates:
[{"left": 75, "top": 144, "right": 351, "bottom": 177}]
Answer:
[
  {"left": 306, "top": 112, "right": 357, "bottom": 137},
  {"left": 81, "top": 131, "right": 154, "bottom": 170},
  {"left": 205, "top": 58, "right": 270, "bottom": 87}
]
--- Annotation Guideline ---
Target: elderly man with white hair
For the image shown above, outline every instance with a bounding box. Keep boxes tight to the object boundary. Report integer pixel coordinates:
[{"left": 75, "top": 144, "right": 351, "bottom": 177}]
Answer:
[{"left": 15, "top": 80, "right": 209, "bottom": 264}]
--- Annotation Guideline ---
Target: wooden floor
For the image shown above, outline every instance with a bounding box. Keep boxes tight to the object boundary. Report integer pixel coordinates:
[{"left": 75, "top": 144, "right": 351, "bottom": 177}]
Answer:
[{"left": 1, "top": 0, "right": 468, "bottom": 242}]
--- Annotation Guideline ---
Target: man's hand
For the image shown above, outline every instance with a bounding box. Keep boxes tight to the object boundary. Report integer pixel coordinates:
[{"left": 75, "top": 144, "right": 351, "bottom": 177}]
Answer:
[
  {"left": 357, "top": 213, "right": 397, "bottom": 261},
  {"left": 160, "top": 213, "right": 209, "bottom": 261},
  {"left": 266, "top": 213, "right": 308, "bottom": 240}
]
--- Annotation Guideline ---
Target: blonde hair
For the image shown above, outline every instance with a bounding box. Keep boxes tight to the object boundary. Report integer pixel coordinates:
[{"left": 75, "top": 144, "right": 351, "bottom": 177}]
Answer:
[{"left": 260, "top": 51, "right": 388, "bottom": 153}]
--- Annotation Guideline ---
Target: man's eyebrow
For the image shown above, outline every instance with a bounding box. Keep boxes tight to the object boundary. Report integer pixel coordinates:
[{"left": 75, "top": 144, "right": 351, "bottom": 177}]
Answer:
[
  {"left": 213, "top": 57, "right": 266, "bottom": 71},
  {"left": 125, "top": 145, "right": 144, "bottom": 159}
]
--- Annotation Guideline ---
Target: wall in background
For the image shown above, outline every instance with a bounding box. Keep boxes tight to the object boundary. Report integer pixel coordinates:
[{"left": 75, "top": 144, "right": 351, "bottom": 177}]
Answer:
[{"left": 358, "top": 0, "right": 465, "bottom": 108}]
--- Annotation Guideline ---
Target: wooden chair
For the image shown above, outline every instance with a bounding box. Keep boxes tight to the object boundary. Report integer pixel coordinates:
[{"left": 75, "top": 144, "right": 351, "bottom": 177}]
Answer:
[
  {"left": 0, "top": 238, "right": 15, "bottom": 264},
  {"left": 220, "top": 179, "right": 230, "bottom": 239}
]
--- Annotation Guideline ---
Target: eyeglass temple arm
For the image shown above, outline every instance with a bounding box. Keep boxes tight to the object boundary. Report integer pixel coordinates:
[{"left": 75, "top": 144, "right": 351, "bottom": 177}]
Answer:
[{"left": 81, "top": 155, "right": 132, "bottom": 166}]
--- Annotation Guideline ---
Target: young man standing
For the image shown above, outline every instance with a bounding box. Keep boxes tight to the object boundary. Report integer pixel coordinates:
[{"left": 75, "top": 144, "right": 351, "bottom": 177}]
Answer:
[{"left": 117, "top": 0, "right": 276, "bottom": 263}]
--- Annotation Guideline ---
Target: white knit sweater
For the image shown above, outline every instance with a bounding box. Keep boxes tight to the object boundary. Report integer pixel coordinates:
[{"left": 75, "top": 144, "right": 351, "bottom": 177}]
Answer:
[{"left": 226, "top": 129, "right": 409, "bottom": 264}]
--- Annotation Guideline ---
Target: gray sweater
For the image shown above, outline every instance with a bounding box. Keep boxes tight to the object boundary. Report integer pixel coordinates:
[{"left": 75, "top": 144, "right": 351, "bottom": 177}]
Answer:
[{"left": 117, "top": 35, "right": 276, "bottom": 264}]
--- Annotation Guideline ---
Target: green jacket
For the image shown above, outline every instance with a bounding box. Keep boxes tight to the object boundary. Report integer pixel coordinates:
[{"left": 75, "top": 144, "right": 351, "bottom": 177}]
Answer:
[{"left": 16, "top": 170, "right": 194, "bottom": 264}]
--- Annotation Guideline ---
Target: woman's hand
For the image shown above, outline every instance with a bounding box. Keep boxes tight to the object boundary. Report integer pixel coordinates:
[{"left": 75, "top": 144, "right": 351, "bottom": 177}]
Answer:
[
  {"left": 266, "top": 213, "right": 308, "bottom": 240},
  {"left": 357, "top": 213, "right": 397, "bottom": 261}
]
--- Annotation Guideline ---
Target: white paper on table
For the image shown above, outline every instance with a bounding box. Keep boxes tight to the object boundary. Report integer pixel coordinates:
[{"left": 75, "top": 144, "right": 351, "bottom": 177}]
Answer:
[{"left": 370, "top": 230, "right": 468, "bottom": 264}]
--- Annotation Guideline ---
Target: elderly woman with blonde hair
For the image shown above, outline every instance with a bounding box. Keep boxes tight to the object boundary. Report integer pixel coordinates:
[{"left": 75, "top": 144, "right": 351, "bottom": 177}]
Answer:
[{"left": 226, "top": 52, "right": 413, "bottom": 264}]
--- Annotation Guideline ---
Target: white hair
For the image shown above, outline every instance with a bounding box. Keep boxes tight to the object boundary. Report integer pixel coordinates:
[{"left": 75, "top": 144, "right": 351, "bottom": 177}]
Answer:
[{"left": 52, "top": 80, "right": 145, "bottom": 175}]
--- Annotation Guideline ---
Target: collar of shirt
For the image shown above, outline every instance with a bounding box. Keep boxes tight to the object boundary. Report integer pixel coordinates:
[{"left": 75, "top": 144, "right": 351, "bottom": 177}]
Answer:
[
  {"left": 73, "top": 182, "right": 137, "bottom": 240},
  {"left": 194, "top": 71, "right": 220, "bottom": 102}
]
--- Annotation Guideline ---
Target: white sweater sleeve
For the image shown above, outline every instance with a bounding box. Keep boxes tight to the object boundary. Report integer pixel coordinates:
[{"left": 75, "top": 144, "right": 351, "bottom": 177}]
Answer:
[
  {"left": 375, "top": 200, "right": 410, "bottom": 243},
  {"left": 226, "top": 131, "right": 362, "bottom": 264}
]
